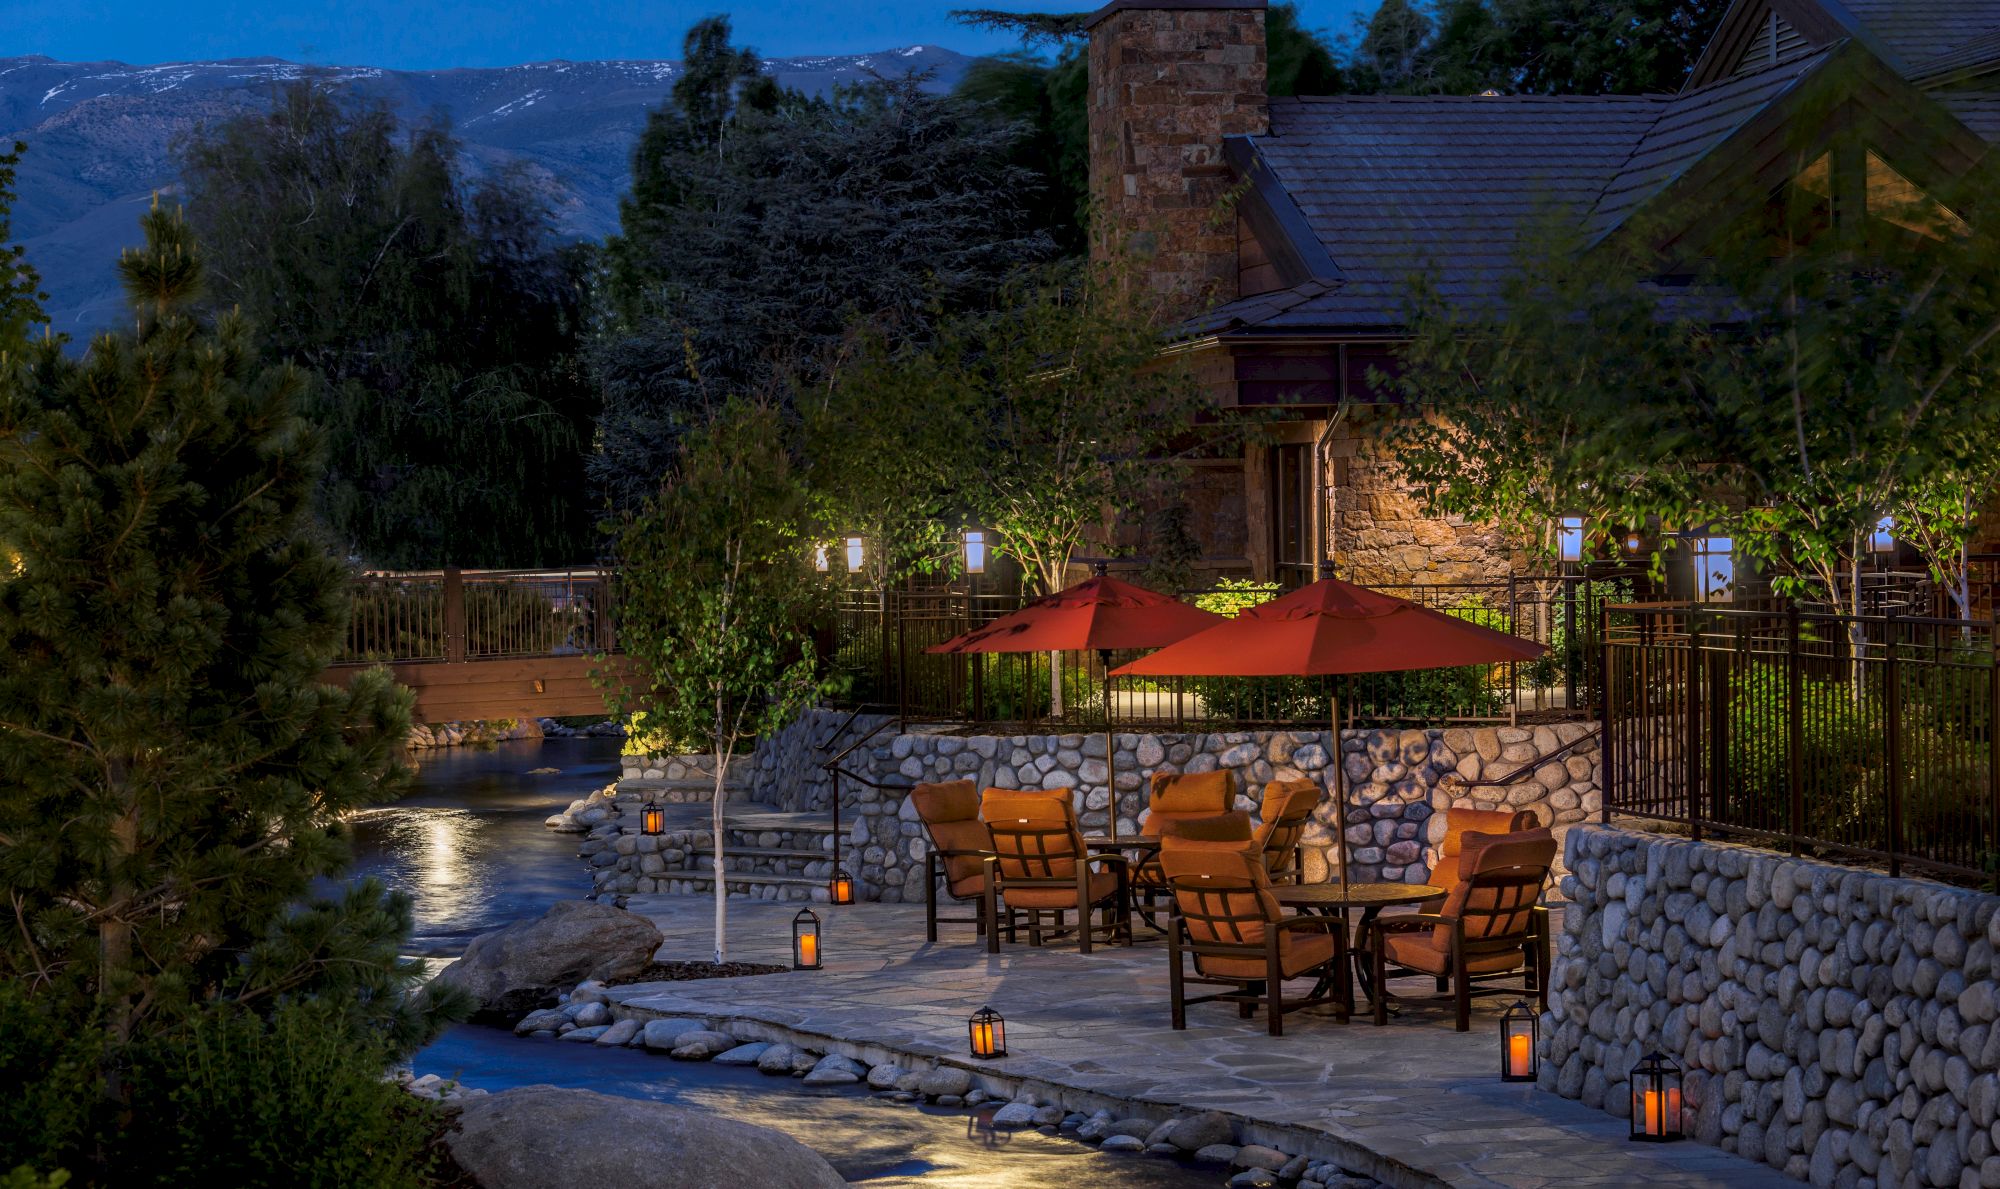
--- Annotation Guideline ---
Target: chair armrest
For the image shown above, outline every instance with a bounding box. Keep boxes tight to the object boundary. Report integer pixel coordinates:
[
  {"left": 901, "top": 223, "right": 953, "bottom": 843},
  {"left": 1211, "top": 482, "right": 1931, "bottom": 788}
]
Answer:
[
  {"left": 1271, "top": 915, "right": 1345, "bottom": 935},
  {"left": 933, "top": 847, "right": 998, "bottom": 861},
  {"left": 1085, "top": 853, "right": 1131, "bottom": 870}
]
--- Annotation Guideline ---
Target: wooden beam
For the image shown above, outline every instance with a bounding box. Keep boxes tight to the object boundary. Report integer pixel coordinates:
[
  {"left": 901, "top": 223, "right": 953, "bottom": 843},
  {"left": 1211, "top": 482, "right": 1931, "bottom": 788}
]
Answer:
[{"left": 324, "top": 654, "right": 642, "bottom": 724}]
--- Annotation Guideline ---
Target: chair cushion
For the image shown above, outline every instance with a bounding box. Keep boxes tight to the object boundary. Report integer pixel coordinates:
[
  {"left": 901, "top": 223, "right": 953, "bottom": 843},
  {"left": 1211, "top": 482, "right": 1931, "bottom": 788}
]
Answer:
[
  {"left": 911, "top": 780, "right": 979, "bottom": 824},
  {"left": 928, "top": 818, "right": 994, "bottom": 893},
  {"left": 1383, "top": 930, "right": 1528, "bottom": 976},
  {"left": 947, "top": 870, "right": 989, "bottom": 899},
  {"left": 1148, "top": 769, "right": 1236, "bottom": 815},
  {"left": 1429, "top": 808, "right": 1539, "bottom": 895},
  {"left": 1415, "top": 828, "right": 1556, "bottom": 955},
  {"left": 1257, "top": 779, "right": 1321, "bottom": 825},
  {"left": 1160, "top": 835, "right": 1286, "bottom": 968},
  {"left": 983, "top": 788, "right": 1082, "bottom": 885},
  {"left": 1199, "top": 929, "right": 1338, "bottom": 981},
  {"left": 911, "top": 780, "right": 991, "bottom": 890},
  {"left": 1002, "top": 870, "right": 1121, "bottom": 910},
  {"left": 980, "top": 787, "right": 1072, "bottom": 824},
  {"left": 1455, "top": 827, "right": 1556, "bottom": 882},
  {"left": 1133, "top": 813, "right": 1252, "bottom": 886}
]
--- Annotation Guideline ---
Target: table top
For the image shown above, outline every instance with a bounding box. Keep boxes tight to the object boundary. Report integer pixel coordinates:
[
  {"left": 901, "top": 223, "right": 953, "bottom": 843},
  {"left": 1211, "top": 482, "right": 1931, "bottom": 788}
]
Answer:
[
  {"left": 1272, "top": 881, "right": 1443, "bottom": 908},
  {"left": 1081, "top": 835, "right": 1161, "bottom": 851}
]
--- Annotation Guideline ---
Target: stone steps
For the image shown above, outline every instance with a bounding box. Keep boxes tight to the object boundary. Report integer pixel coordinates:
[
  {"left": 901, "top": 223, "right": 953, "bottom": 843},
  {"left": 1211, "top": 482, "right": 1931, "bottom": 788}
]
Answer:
[{"left": 651, "top": 871, "right": 829, "bottom": 903}]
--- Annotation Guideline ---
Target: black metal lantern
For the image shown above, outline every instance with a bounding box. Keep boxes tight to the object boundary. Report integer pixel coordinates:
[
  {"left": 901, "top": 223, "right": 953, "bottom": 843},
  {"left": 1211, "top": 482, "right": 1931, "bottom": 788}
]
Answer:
[
  {"left": 1630, "top": 1051, "right": 1684, "bottom": 1142},
  {"left": 792, "top": 906, "right": 822, "bottom": 970},
  {"left": 640, "top": 799, "right": 665, "bottom": 836},
  {"left": 828, "top": 866, "right": 855, "bottom": 905},
  {"left": 968, "top": 1005, "right": 1006, "bottom": 1059},
  {"left": 1500, "top": 1000, "right": 1538, "bottom": 1082}
]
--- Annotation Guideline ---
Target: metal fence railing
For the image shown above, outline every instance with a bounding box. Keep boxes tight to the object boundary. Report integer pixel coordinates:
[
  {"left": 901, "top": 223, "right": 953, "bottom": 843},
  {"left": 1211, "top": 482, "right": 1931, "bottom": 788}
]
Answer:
[
  {"left": 827, "top": 571, "right": 1652, "bottom": 729},
  {"left": 340, "top": 568, "right": 616, "bottom": 665},
  {"left": 1602, "top": 602, "right": 2000, "bottom": 889}
]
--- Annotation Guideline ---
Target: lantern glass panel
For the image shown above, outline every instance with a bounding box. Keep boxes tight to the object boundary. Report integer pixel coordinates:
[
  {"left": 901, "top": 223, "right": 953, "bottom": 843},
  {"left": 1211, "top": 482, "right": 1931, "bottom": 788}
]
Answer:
[
  {"left": 813, "top": 544, "right": 829, "bottom": 572},
  {"left": 962, "top": 530, "right": 986, "bottom": 575},
  {"left": 1500, "top": 1000, "right": 1537, "bottom": 1082},
  {"left": 1629, "top": 1052, "right": 1684, "bottom": 1142},
  {"left": 641, "top": 800, "right": 665, "bottom": 836},
  {"left": 829, "top": 867, "right": 855, "bottom": 905}
]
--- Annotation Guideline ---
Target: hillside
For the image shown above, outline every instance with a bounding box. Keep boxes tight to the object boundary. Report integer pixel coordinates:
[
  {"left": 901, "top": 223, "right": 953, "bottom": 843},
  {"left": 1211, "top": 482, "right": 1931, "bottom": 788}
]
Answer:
[{"left": 0, "top": 48, "right": 972, "bottom": 335}]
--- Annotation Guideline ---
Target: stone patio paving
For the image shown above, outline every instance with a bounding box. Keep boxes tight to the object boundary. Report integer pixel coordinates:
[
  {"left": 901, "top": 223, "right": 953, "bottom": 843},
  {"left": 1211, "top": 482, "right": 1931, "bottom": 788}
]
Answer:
[{"left": 605, "top": 895, "right": 1790, "bottom": 1189}]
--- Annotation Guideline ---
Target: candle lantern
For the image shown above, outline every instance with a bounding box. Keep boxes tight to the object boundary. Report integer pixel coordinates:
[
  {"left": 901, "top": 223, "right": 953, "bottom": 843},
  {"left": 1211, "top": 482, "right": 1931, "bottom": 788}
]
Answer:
[
  {"left": 968, "top": 1005, "right": 1007, "bottom": 1059},
  {"left": 1500, "top": 1000, "right": 1538, "bottom": 1082},
  {"left": 1629, "top": 1051, "right": 1684, "bottom": 1142},
  {"left": 828, "top": 866, "right": 855, "bottom": 905},
  {"left": 792, "top": 907, "right": 822, "bottom": 970},
  {"left": 640, "top": 799, "right": 665, "bottom": 836}
]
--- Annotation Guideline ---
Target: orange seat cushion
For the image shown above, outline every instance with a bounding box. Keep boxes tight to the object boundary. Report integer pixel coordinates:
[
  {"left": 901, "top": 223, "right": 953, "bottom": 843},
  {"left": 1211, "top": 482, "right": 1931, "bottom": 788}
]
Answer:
[
  {"left": 1159, "top": 834, "right": 1322, "bottom": 980},
  {"left": 1393, "top": 827, "right": 1556, "bottom": 969},
  {"left": 1383, "top": 930, "right": 1527, "bottom": 976},
  {"left": 911, "top": 780, "right": 992, "bottom": 897},
  {"left": 1148, "top": 769, "right": 1236, "bottom": 815},
  {"left": 1257, "top": 779, "right": 1321, "bottom": 826},
  {"left": 1001, "top": 870, "right": 1121, "bottom": 910},
  {"left": 1133, "top": 812, "right": 1251, "bottom": 886},
  {"left": 1428, "top": 808, "right": 1538, "bottom": 895}
]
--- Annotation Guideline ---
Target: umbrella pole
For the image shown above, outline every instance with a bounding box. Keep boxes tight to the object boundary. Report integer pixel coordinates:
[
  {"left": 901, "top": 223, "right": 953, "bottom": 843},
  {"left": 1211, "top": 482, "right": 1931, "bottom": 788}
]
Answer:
[
  {"left": 1101, "top": 647, "right": 1117, "bottom": 841},
  {"left": 1332, "top": 691, "right": 1350, "bottom": 902}
]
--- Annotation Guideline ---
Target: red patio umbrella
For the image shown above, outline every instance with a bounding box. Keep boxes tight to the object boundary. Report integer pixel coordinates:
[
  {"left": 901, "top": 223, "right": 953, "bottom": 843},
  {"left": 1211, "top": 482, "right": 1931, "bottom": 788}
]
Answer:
[
  {"left": 1112, "top": 577, "right": 1546, "bottom": 897},
  {"left": 929, "top": 573, "right": 1224, "bottom": 839}
]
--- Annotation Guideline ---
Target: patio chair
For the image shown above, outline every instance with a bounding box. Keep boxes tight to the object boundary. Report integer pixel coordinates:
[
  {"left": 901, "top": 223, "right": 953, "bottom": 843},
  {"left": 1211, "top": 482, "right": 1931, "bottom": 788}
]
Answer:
[
  {"left": 1138, "top": 769, "right": 1238, "bottom": 836},
  {"left": 910, "top": 780, "right": 997, "bottom": 944},
  {"left": 1161, "top": 834, "right": 1351, "bottom": 1036},
  {"left": 1253, "top": 779, "right": 1322, "bottom": 885},
  {"left": 1360, "top": 828, "right": 1556, "bottom": 1030},
  {"left": 1129, "top": 810, "right": 1253, "bottom": 925},
  {"left": 980, "top": 788, "right": 1131, "bottom": 955},
  {"left": 1423, "top": 807, "right": 1539, "bottom": 901}
]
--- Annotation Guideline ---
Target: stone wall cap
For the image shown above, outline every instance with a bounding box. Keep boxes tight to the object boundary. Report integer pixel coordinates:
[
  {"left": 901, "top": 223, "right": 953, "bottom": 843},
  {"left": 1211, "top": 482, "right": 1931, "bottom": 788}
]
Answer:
[{"left": 1083, "top": 0, "right": 1266, "bottom": 32}]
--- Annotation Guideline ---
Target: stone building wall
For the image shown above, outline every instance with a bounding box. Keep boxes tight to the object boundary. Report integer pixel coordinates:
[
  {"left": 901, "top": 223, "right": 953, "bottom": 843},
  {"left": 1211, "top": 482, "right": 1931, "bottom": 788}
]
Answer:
[
  {"left": 593, "top": 709, "right": 1602, "bottom": 904},
  {"left": 1545, "top": 825, "right": 2000, "bottom": 1187},
  {"left": 1325, "top": 417, "right": 1520, "bottom": 586}
]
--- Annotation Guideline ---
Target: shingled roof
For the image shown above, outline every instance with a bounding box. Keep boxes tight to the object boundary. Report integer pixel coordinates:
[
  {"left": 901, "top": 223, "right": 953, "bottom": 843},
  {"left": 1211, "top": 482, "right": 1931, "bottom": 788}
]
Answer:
[{"left": 1836, "top": 0, "right": 2000, "bottom": 74}]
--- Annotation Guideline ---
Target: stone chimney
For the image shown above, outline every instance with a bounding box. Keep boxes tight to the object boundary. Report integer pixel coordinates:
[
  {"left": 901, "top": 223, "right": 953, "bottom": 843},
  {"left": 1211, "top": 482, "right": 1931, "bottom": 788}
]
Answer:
[{"left": 1087, "top": 0, "right": 1269, "bottom": 317}]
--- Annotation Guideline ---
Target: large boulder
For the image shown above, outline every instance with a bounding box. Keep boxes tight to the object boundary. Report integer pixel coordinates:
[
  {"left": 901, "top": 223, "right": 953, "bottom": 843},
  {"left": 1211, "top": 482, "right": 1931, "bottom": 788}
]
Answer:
[
  {"left": 432, "top": 901, "right": 661, "bottom": 1021},
  {"left": 447, "top": 1085, "right": 846, "bottom": 1189}
]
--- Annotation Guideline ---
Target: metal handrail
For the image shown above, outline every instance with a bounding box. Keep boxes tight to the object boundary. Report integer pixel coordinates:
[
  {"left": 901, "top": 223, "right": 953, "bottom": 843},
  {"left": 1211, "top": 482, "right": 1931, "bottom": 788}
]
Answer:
[{"left": 1439, "top": 726, "right": 1602, "bottom": 791}]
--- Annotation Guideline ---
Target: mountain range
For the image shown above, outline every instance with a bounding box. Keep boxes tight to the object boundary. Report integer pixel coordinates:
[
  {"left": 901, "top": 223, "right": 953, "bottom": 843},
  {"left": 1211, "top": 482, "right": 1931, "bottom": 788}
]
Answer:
[{"left": 0, "top": 47, "right": 974, "bottom": 336}]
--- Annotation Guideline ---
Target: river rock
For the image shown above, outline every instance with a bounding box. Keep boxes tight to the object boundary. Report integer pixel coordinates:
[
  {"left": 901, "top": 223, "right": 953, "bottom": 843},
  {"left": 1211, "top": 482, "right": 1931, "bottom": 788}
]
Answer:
[
  {"left": 594, "top": 1018, "right": 641, "bottom": 1047},
  {"left": 571, "top": 1001, "right": 609, "bottom": 1027},
  {"left": 446, "top": 1085, "right": 846, "bottom": 1189},
  {"left": 1169, "top": 1110, "right": 1236, "bottom": 1151},
  {"left": 1233, "top": 1144, "right": 1289, "bottom": 1170},
  {"left": 558, "top": 1025, "right": 607, "bottom": 1042},
  {"left": 713, "top": 1042, "right": 772, "bottom": 1066},
  {"left": 990, "top": 1102, "right": 1039, "bottom": 1128},
  {"left": 668, "top": 1030, "right": 738, "bottom": 1060},
  {"left": 512, "top": 1008, "right": 568, "bottom": 1036},
  {"left": 1195, "top": 1144, "right": 1241, "bottom": 1164},
  {"left": 1229, "top": 1171, "right": 1279, "bottom": 1189},
  {"left": 919, "top": 1066, "right": 973, "bottom": 1099},
  {"left": 757, "top": 1044, "right": 798, "bottom": 1074},
  {"left": 865, "top": 1063, "right": 903, "bottom": 1089},
  {"left": 431, "top": 901, "right": 661, "bottom": 1022},
  {"left": 1100, "top": 1135, "right": 1145, "bottom": 1152},
  {"left": 641, "top": 1018, "right": 707, "bottom": 1050},
  {"left": 1104, "top": 1118, "right": 1158, "bottom": 1140},
  {"left": 802, "top": 1054, "right": 865, "bottom": 1086}
]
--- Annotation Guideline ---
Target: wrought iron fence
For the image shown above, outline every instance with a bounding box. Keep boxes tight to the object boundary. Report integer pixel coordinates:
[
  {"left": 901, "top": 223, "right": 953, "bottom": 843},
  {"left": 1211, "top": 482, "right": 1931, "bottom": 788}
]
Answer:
[
  {"left": 826, "top": 572, "right": 1647, "bottom": 728},
  {"left": 1602, "top": 603, "right": 2000, "bottom": 888},
  {"left": 340, "top": 568, "right": 616, "bottom": 664}
]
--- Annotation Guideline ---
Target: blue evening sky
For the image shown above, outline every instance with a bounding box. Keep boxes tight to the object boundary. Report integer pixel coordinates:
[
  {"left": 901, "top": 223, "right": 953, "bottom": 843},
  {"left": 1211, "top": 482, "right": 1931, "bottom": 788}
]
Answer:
[{"left": 4, "top": 1, "right": 1376, "bottom": 69}]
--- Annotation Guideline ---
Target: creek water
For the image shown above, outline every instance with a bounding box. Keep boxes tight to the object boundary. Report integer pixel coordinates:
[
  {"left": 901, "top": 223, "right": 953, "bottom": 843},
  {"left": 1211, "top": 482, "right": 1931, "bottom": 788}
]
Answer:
[{"left": 358, "top": 736, "right": 1214, "bottom": 1187}]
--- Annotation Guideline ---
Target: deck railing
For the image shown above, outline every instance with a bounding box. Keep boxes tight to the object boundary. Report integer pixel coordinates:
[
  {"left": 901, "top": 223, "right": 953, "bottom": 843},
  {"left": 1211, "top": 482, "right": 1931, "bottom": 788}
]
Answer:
[
  {"left": 1602, "top": 602, "right": 2000, "bottom": 889},
  {"left": 339, "top": 568, "right": 617, "bottom": 665}
]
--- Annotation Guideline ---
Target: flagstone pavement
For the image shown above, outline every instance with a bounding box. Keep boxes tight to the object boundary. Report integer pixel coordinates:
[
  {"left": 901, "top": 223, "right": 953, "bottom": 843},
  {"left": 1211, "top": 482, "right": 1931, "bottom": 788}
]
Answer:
[{"left": 604, "top": 895, "right": 1791, "bottom": 1189}]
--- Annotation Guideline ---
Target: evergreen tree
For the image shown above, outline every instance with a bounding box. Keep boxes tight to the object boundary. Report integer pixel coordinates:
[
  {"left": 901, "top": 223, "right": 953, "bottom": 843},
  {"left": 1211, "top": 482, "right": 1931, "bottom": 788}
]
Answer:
[
  {"left": 0, "top": 140, "right": 47, "bottom": 348},
  {"left": 595, "top": 16, "right": 1050, "bottom": 510},
  {"left": 180, "top": 83, "right": 598, "bottom": 568},
  {"left": 0, "top": 203, "right": 428, "bottom": 1093}
]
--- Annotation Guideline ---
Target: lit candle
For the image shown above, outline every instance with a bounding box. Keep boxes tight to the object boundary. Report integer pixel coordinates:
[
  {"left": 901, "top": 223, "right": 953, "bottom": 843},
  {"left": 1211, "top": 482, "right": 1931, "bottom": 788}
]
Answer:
[
  {"left": 799, "top": 934, "right": 818, "bottom": 967},
  {"left": 1639, "top": 1087, "right": 1682, "bottom": 1135},
  {"left": 972, "top": 1020, "right": 994, "bottom": 1055},
  {"left": 1508, "top": 1033, "right": 1532, "bottom": 1078}
]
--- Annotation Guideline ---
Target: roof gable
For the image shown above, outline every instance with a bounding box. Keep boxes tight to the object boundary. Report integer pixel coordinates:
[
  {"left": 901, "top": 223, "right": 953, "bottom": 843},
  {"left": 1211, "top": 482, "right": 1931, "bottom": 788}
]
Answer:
[{"left": 1691, "top": 0, "right": 2000, "bottom": 87}]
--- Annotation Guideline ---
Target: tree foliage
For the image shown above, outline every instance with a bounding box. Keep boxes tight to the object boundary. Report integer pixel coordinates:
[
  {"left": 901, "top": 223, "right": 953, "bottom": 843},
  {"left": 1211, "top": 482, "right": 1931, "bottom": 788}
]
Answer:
[
  {"left": 0, "top": 203, "right": 441, "bottom": 1120},
  {"left": 1342, "top": 0, "right": 1729, "bottom": 95},
  {"left": 595, "top": 16, "right": 1051, "bottom": 510},
  {"left": 605, "top": 399, "right": 828, "bottom": 961},
  {"left": 180, "top": 82, "right": 598, "bottom": 568},
  {"left": 1384, "top": 115, "right": 2000, "bottom": 613},
  {"left": 0, "top": 141, "right": 47, "bottom": 349}
]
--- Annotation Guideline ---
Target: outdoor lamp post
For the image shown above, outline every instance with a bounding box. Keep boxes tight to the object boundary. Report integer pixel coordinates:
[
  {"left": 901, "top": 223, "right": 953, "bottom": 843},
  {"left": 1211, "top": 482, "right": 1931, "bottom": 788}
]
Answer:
[
  {"left": 968, "top": 1005, "right": 1007, "bottom": 1059},
  {"left": 640, "top": 798, "right": 665, "bottom": 836},
  {"left": 1500, "top": 1000, "right": 1538, "bottom": 1082},
  {"left": 845, "top": 536, "right": 865, "bottom": 573},
  {"left": 1629, "top": 1051, "right": 1684, "bottom": 1142},
  {"left": 962, "top": 529, "right": 987, "bottom": 575},
  {"left": 828, "top": 866, "right": 855, "bottom": 905},
  {"left": 792, "top": 907, "right": 823, "bottom": 970}
]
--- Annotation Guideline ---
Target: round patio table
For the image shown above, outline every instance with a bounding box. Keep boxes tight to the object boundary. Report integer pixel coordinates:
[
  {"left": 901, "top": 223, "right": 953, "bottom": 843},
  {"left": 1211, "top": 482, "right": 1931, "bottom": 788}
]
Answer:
[{"left": 1272, "top": 882, "right": 1443, "bottom": 1015}]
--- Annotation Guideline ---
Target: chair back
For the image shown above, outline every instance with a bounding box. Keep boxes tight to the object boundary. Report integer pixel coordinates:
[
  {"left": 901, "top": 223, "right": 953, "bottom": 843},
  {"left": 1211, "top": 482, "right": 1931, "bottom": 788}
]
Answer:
[
  {"left": 1141, "top": 769, "right": 1237, "bottom": 835},
  {"left": 1426, "top": 828, "right": 1555, "bottom": 956},
  {"left": 1157, "top": 811, "right": 1253, "bottom": 843},
  {"left": 910, "top": 780, "right": 991, "bottom": 888},
  {"left": 1159, "top": 834, "right": 1281, "bottom": 974},
  {"left": 1253, "top": 779, "right": 1321, "bottom": 879},
  {"left": 980, "top": 788, "right": 1083, "bottom": 886},
  {"left": 1429, "top": 807, "right": 1538, "bottom": 895}
]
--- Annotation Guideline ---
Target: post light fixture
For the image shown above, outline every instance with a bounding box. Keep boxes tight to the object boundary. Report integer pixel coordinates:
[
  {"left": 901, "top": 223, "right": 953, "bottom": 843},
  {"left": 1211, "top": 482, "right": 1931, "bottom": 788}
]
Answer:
[
  {"left": 968, "top": 1005, "right": 1007, "bottom": 1059},
  {"left": 813, "top": 543, "right": 829, "bottom": 572},
  {"left": 640, "top": 799, "right": 666, "bottom": 837},
  {"left": 1629, "top": 1051, "right": 1685, "bottom": 1142},
  {"left": 1556, "top": 516, "right": 1585, "bottom": 565},
  {"left": 791, "top": 906, "right": 823, "bottom": 970},
  {"left": 962, "top": 529, "right": 987, "bottom": 575},
  {"left": 1623, "top": 531, "right": 1645, "bottom": 554},
  {"left": 844, "top": 536, "right": 865, "bottom": 573},
  {"left": 1869, "top": 515, "right": 1896, "bottom": 554},
  {"left": 1500, "top": 1000, "right": 1538, "bottom": 1082},
  {"left": 828, "top": 866, "right": 855, "bottom": 905}
]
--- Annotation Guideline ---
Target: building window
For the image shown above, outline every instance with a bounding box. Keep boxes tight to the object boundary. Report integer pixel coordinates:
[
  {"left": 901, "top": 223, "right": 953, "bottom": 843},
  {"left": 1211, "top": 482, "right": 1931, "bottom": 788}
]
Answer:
[
  {"left": 1693, "top": 537, "right": 1734, "bottom": 603},
  {"left": 1270, "top": 443, "right": 1312, "bottom": 584}
]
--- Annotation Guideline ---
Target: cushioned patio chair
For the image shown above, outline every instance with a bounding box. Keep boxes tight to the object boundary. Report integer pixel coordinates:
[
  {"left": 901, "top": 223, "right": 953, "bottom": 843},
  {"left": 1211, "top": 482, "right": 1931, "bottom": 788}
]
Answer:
[
  {"left": 1424, "top": 807, "right": 1538, "bottom": 901},
  {"left": 1161, "top": 833, "right": 1350, "bottom": 1036},
  {"left": 1253, "top": 779, "right": 1322, "bottom": 885},
  {"left": 980, "top": 788, "right": 1130, "bottom": 955},
  {"left": 910, "top": 780, "right": 997, "bottom": 943},
  {"left": 1361, "top": 827, "right": 1556, "bottom": 1030},
  {"left": 1138, "top": 769, "right": 1238, "bottom": 836}
]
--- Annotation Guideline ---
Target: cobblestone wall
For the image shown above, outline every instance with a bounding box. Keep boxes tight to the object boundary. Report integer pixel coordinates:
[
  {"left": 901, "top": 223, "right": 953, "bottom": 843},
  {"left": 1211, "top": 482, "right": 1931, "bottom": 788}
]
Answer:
[{"left": 1545, "top": 826, "right": 2000, "bottom": 1186}]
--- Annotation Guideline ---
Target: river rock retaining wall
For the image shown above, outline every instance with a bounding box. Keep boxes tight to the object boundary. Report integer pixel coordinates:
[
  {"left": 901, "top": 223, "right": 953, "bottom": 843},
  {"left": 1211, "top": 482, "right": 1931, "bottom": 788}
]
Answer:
[
  {"left": 1544, "top": 825, "right": 2000, "bottom": 1187},
  {"left": 607, "top": 710, "right": 1601, "bottom": 903}
]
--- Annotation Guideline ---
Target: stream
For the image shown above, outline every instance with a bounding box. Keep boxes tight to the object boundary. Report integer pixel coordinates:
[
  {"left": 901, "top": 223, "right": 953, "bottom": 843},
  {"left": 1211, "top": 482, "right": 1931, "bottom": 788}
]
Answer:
[{"left": 356, "top": 736, "right": 1214, "bottom": 1187}]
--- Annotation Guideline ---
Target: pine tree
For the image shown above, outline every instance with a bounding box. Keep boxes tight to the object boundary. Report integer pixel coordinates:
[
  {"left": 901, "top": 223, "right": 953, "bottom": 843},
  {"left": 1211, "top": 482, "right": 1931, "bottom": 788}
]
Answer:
[{"left": 0, "top": 202, "right": 424, "bottom": 1091}]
